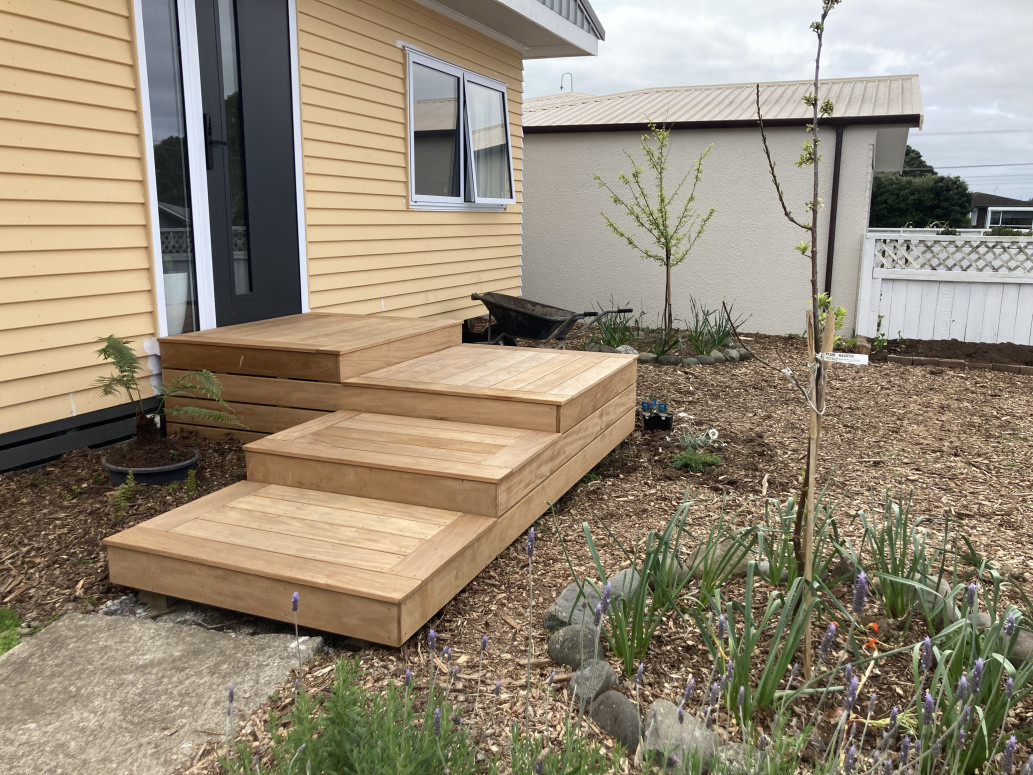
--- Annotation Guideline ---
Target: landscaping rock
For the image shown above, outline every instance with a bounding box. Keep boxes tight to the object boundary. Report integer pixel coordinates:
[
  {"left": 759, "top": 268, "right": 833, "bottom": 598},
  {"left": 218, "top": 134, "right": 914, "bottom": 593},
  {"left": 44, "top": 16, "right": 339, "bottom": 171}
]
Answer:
[
  {"left": 547, "top": 624, "right": 602, "bottom": 669},
  {"left": 887, "top": 354, "right": 912, "bottom": 365},
  {"left": 657, "top": 354, "right": 682, "bottom": 366},
  {"left": 638, "top": 352, "right": 658, "bottom": 364},
  {"left": 695, "top": 355, "right": 715, "bottom": 365},
  {"left": 737, "top": 348, "right": 753, "bottom": 361},
  {"left": 715, "top": 742, "right": 755, "bottom": 774},
  {"left": 600, "top": 345, "right": 618, "bottom": 354},
  {"left": 569, "top": 659, "right": 618, "bottom": 703},
  {"left": 544, "top": 582, "right": 600, "bottom": 631},
  {"left": 708, "top": 350, "right": 726, "bottom": 363},
  {"left": 994, "top": 363, "right": 1021, "bottom": 374},
  {"left": 615, "top": 345, "right": 638, "bottom": 355},
  {"left": 585, "top": 343, "right": 603, "bottom": 352},
  {"left": 642, "top": 699, "right": 722, "bottom": 770},
  {"left": 1011, "top": 630, "right": 1033, "bottom": 661},
  {"left": 723, "top": 348, "right": 740, "bottom": 362},
  {"left": 682, "top": 357, "right": 700, "bottom": 367},
  {"left": 608, "top": 567, "right": 644, "bottom": 602},
  {"left": 590, "top": 690, "right": 642, "bottom": 753},
  {"left": 680, "top": 539, "right": 751, "bottom": 582}
]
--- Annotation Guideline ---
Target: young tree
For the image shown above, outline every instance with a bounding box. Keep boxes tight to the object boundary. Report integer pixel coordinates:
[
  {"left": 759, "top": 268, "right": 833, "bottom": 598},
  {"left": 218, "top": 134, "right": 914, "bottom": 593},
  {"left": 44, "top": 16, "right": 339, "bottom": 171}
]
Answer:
[
  {"left": 594, "top": 124, "right": 714, "bottom": 334},
  {"left": 753, "top": 0, "right": 842, "bottom": 677}
]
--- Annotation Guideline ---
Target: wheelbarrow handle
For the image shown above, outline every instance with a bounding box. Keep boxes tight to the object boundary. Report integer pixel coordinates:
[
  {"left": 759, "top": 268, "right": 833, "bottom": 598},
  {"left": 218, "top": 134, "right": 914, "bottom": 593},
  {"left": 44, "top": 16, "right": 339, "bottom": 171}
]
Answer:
[{"left": 584, "top": 308, "right": 634, "bottom": 315}]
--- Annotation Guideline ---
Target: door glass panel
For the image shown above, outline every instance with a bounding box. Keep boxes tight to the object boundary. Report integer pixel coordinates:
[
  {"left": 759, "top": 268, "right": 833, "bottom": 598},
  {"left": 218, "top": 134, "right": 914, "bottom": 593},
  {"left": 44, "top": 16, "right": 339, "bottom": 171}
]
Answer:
[
  {"left": 217, "top": 0, "right": 253, "bottom": 295},
  {"left": 141, "top": 0, "right": 199, "bottom": 334},
  {"left": 466, "top": 81, "right": 511, "bottom": 200},
  {"left": 412, "top": 63, "right": 461, "bottom": 198}
]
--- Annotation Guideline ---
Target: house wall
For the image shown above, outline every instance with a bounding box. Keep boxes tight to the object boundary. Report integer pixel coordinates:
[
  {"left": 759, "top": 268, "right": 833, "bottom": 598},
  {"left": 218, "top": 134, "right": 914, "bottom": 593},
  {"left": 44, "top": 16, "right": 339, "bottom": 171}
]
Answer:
[
  {"left": 295, "top": 0, "right": 524, "bottom": 321},
  {"left": 0, "top": 0, "right": 159, "bottom": 436},
  {"left": 522, "top": 125, "right": 882, "bottom": 335}
]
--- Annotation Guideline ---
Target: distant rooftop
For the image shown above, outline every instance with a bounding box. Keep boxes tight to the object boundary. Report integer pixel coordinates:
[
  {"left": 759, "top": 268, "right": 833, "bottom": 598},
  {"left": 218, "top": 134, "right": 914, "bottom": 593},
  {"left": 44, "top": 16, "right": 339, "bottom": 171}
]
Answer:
[
  {"left": 972, "top": 192, "right": 1032, "bottom": 208},
  {"left": 525, "top": 74, "right": 923, "bottom": 131}
]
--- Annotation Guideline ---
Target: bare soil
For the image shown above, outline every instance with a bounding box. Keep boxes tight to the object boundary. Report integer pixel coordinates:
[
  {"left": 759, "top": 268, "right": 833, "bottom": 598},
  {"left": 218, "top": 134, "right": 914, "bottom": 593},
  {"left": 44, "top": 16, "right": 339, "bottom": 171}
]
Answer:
[
  {"left": 3, "top": 334, "right": 1033, "bottom": 771},
  {"left": 871, "top": 336, "right": 1033, "bottom": 365},
  {"left": 101, "top": 434, "right": 198, "bottom": 469}
]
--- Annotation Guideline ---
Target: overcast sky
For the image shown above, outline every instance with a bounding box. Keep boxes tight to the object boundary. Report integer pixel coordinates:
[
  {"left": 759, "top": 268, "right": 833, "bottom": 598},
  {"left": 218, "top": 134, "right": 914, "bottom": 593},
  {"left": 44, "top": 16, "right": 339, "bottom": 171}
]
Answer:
[{"left": 525, "top": 0, "right": 1033, "bottom": 200}]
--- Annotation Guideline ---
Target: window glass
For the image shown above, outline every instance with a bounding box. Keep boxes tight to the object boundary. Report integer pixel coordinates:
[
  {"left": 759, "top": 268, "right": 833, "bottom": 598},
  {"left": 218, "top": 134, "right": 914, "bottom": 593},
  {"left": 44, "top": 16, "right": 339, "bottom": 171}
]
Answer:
[
  {"left": 466, "top": 80, "right": 511, "bottom": 201},
  {"left": 142, "top": 0, "right": 199, "bottom": 334},
  {"left": 412, "top": 63, "right": 461, "bottom": 198}
]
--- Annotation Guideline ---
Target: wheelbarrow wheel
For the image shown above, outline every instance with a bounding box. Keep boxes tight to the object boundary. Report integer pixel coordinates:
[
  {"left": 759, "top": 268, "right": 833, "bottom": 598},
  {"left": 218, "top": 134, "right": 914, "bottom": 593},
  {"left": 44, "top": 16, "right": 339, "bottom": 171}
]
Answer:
[{"left": 498, "top": 334, "right": 518, "bottom": 346}]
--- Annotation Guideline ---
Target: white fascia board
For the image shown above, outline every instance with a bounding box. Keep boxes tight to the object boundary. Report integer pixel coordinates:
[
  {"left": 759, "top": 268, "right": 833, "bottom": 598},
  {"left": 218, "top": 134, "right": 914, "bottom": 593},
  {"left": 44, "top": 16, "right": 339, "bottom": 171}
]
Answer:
[{"left": 495, "top": 0, "right": 600, "bottom": 53}]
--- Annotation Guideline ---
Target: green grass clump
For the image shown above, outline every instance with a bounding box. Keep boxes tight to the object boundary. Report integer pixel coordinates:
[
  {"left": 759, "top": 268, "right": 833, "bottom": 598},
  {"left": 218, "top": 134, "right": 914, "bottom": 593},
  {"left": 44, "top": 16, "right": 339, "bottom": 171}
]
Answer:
[
  {"left": 0, "top": 608, "right": 21, "bottom": 655},
  {"left": 671, "top": 450, "right": 723, "bottom": 473}
]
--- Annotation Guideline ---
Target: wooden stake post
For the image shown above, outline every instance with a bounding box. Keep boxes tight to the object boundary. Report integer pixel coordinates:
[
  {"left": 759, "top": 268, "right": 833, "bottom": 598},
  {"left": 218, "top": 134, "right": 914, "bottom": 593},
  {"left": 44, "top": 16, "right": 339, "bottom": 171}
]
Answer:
[{"left": 802, "top": 309, "right": 836, "bottom": 678}]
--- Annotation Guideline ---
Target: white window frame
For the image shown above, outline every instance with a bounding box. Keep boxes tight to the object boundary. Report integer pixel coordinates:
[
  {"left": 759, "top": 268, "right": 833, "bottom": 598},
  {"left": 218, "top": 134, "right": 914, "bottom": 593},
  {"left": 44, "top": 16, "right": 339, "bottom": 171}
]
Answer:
[{"left": 405, "top": 50, "right": 515, "bottom": 210}]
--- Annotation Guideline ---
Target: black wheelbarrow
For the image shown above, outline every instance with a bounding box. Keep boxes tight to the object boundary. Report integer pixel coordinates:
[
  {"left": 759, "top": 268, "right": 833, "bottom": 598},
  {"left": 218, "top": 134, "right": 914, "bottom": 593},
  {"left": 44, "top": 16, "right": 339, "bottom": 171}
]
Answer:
[{"left": 466, "top": 292, "right": 633, "bottom": 346}]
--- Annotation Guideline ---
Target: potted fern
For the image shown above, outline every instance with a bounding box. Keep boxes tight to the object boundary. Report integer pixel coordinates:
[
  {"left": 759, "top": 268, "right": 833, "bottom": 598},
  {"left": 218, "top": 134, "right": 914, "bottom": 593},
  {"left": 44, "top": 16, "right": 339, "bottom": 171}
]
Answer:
[{"left": 94, "top": 335, "right": 243, "bottom": 485}]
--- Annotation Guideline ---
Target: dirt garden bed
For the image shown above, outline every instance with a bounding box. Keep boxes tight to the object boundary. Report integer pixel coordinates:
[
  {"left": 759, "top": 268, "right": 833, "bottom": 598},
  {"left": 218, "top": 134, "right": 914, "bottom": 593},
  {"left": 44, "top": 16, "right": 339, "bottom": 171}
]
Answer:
[{"left": 3, "top": 334, "right": 1033, "bottom": 772}]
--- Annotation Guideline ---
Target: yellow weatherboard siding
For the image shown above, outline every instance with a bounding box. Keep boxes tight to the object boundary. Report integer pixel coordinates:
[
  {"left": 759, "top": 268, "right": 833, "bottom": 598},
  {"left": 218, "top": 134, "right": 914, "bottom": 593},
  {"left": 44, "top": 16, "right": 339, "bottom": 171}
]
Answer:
[
  {"left": 0, "top": 0, "right": 158, "bottom": 434},
  {"left": 297, "top": 0, "right": 524, "bottom": 321}
]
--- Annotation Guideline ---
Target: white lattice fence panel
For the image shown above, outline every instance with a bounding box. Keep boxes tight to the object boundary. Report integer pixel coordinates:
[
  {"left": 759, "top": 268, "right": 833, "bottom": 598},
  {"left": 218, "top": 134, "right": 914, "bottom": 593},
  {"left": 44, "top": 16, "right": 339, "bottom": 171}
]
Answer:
[{"left": 875, "top": 237, "right": 1033, "bottom": 273}]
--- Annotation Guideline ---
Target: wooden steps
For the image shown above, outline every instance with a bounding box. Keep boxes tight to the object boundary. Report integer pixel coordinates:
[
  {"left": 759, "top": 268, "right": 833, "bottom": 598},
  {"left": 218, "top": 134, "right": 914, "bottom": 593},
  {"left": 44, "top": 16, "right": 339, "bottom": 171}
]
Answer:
[
  {"left": 105, "top": 312, "right": 636, "bottom": 645},
  {"left": 339, "top": 345, "right": 637, "bottom": 432}
]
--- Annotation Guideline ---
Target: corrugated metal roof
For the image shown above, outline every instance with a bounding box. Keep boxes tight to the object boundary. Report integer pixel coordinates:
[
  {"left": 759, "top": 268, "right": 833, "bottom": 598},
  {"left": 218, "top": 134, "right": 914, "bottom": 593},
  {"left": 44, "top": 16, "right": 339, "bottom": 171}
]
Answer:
[
  {"left": 525, "top": 74, "right": 922, "bottom": 130},
  {"left": 535, "top": 0, "right": 604, "bottom": 39}
]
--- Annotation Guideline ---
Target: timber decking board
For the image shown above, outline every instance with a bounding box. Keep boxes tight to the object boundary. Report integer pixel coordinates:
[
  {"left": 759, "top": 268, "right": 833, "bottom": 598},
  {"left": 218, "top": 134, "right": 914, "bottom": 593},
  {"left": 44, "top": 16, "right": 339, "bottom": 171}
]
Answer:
[
  {"left": 159, "top": 312, "right": 460, "bottom": 380},
  {"left": 244, "top": 411, "right": 561, "bottom": 516},
  {"left": 340, "top": 345, "right": 636, "bottom": 432}
]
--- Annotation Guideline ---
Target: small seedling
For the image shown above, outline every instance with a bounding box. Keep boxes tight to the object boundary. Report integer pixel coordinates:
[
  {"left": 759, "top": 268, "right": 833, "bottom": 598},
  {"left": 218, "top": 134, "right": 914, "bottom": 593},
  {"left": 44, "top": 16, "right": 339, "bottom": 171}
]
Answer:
[
  {"left": 671, "top": 450, "right": 723, "bottom": 473},
  {"left": 112, "top": 471, "right": 136, "bottom": 519}
]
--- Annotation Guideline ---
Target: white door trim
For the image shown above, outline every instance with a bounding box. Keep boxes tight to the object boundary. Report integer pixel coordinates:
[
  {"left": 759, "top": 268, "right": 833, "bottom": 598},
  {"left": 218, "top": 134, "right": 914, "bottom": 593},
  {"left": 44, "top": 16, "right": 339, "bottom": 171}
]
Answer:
[
  {"left": 287, "top": 0, "right": 311, "bottom": 313},
  {"left": 177, "top": 0, "right": 217, "bottom": 330}
]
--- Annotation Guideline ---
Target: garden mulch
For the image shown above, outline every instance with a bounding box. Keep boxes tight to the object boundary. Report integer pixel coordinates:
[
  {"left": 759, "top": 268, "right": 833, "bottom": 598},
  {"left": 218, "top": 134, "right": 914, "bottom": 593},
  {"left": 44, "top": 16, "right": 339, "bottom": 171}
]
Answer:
[{"left": 3, "top": 334, "right": 1033, "bottom": 772}]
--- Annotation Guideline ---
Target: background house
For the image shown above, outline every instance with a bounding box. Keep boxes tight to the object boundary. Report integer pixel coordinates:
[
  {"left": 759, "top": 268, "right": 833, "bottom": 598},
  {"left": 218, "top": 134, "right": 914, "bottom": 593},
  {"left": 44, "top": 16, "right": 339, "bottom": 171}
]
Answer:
[
  {"left": 970, "top": 192, "right": 1033, "bottom": 230},
  {"left": 521, "top": 75, "right": 922, "bottom": 335},
  {"left": 0, "top": 0, "right": 604, "bottom": 470}
]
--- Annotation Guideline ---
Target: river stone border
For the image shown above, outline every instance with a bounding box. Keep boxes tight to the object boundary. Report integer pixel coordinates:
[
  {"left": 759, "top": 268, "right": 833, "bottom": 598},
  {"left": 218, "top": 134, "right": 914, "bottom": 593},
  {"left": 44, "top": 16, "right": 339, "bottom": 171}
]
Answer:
[{"left": 585, "top": 344, "right": 754, "bottom": 367}]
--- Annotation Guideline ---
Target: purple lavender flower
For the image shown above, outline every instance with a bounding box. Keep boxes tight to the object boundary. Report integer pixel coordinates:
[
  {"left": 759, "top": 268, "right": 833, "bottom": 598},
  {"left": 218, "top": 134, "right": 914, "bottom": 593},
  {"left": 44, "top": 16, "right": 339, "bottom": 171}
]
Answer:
[
  {"left": 526, "top": 527, "right": 535, "bottom": 558},
  {"left": 844, "top": 676, "right": 859, "bottom": 714},
  {"left": 593, "top": 602, "right": 603, "bottom": 627},
  {"left": 787, "top": 662, "right": 800, "bottom": 689},
  {"left": 844, "top": 745, "right": 857, "bottom": 775},
  {"left": 602, "top": 582, "right": 612, "bottom": 614},
  {"left": 404, "top": 669, "right": 413, "bottom": 688},
  {"left": 868, "top": 693, "right": 877, "bottom": 716},
  {"left": 291, "top": 591, "right": 299, "bottom": 612},
  {"left": 737, "top": 686, "right": 745, "bottom": 710},
  {"left": 899, "top": 735, "right": 912, "bottom": 767},
  {"left": 758, "top": 733, "right": 768, "bottom": 751},
  {"left": 852, "top": 571, "right": 868, "bottom": 617},
  {"left": 970, "top": 658, "right": 984, "bottom": 695},
  {"left": 534, "top": 760, "right": 543, "bottom": 775},
  {"left": 684, "top": 678, "right": 695, "bottom": 702},
  {"left": 1005, "top": 611, "right": 1018, "bottom": 637},
  {"left": 494, "top": 680, "right": 501, "bottom": 696},
  {"left": 636, "top": 662, "right": 645, "bottom": 685},
  {"left": 920, "top": 636, "right": 933, "bottom": 671},
  {"left": 957, "top": 674, "right": 969, "bottom": 701},
  {"left": 1022, "top": 753, "right": 1033, "bottom": 775},
  {"left": 960, "top": 702, "right": 972, "bottom": 728},
  {"left": 428, "top": 629, "right": 437, "bottom": 650},
  {"left": 443, "top": 645, "right": 452, "bottom": 663},
  {"left": 481, "top": 634, "right": 488, "bottom": 653},
  {"left": 818, "top": 622, "right": 837, "bottom": 662},
  {"left": 716, "top": 614, "right": 727, "bottom": 640},
  {"left": 722, "top": 663, "right": 733, "bottom": 689},
  {"left": 452, "top": 664, "right": 459, "bottom": 678},
  {"left": 881, "top": 705, "right": 899, "bottom": 747},
  {"left": 931, "top": 742, "right": 942, "bottom": 764},
  {"left": 703, "top": 705, "right": 713, "bottom": 729},
  {"left": 881, "top": 758, "right": 893, "bottom": 775},
  {"left": 433, "top": 707, "right": 441, "bottom": 737},
  {"left": 1003, "top": 736, "right": 1018, "bottom": 775},
  {"left": 966, "top": 582, "right": 977, "bottom": 609},
  {"left": 844, "top": 662, "right": 853, "bottom": 685},
  {"left": 708, "top": 681, "right": 720, "bottom": 707},
  {"left": 678, "top": 705, "right": 684, "bottom": 724},
  {"left": 922, "top": 691, "right": 935, "bottom": 727},
  {"left": 1007, "top": 676, "right": 1015, "bottom": 699},
  {"left": 228, "top": 683, "right": 235, "bottom": 704}
]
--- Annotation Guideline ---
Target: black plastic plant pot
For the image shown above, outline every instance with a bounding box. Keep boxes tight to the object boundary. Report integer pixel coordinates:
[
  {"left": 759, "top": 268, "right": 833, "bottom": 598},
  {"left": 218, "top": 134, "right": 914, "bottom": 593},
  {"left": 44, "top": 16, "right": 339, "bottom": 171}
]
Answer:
[
  {"left": 101, "top": 452, "right": 199, "bottom": 486},
  {"left": 642, "top": 413, "right": 659, "bottom": 431},
  {"left": 657, "top": 416, "right": 673, "bottom": 431}
]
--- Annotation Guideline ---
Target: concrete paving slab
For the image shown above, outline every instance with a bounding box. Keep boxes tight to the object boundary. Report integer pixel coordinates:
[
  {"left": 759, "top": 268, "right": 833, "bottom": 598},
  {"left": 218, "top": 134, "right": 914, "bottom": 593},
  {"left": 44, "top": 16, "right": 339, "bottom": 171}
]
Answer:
[{"left": 0, "top": 612, "right": 320, "bottom": 775}]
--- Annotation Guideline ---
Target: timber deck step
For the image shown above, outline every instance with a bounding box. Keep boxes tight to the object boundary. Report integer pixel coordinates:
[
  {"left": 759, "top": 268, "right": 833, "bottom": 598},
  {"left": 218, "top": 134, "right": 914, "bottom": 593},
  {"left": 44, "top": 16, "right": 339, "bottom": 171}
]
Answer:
[
  {"left": 339, "top": 345, "right": 637, "bottom": 432},
  {"left": 244, "top": 411, "right": 561, "bottom": 518},
  {"left": 104, "top": 481, "right": 496, "bottom": 647}
]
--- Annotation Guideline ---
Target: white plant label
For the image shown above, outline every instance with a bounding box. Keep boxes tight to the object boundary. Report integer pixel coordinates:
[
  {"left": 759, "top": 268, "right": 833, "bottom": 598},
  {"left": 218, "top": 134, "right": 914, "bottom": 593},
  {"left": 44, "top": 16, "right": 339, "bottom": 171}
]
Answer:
[{"left": 819, "top": 352, "right": 869, "bottom": 366}]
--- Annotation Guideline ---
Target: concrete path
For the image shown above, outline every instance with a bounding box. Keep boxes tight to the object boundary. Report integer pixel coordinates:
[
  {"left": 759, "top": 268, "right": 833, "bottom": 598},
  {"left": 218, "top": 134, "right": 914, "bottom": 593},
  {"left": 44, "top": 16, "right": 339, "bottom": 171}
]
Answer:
[{"left": 0, "top": 613, "right": 320, "bottom": 775}]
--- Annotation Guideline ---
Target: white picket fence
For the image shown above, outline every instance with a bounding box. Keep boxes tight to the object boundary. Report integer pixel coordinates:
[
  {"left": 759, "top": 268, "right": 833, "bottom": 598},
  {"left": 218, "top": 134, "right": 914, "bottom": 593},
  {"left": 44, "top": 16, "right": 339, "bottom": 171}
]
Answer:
[{"left": 856, "top": 231, "right": 1033, "bottom": 345}]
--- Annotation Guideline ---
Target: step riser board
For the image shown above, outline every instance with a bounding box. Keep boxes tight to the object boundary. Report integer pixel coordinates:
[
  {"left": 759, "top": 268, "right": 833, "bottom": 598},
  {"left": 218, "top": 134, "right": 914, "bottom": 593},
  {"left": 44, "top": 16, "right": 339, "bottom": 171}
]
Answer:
[
  {"left": 245, "top": 386, "right": 634, "bottom": 518},
  {"left": 105, "top": 410, "right": 631, "bottom": 646}
]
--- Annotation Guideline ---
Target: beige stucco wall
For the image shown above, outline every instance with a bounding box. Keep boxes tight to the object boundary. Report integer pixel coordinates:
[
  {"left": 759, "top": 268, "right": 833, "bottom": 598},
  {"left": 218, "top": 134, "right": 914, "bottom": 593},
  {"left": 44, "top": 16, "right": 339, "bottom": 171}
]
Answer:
[
  {"left": 522, "top": 124, "right": 883, "bottom": 335},
  {"left": 0, "top": 0, "right": 160, "bottom": 435},
  {"left": 296, "top": 0, "right": 524, "bottom": 321}
]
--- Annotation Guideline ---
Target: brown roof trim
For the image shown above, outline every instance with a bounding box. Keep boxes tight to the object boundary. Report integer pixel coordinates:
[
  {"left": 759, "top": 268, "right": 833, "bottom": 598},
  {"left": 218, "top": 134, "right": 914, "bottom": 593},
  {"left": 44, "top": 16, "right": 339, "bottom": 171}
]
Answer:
[{"left": 524, "top": 114, "right": 923, "bottom": 134}]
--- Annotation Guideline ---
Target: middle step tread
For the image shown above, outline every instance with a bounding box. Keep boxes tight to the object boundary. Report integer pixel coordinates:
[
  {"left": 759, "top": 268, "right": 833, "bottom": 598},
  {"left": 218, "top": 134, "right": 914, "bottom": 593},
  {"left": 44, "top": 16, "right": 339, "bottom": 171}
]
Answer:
[{"left": 244, "top": 411, "right": 562, "bottom": 518}]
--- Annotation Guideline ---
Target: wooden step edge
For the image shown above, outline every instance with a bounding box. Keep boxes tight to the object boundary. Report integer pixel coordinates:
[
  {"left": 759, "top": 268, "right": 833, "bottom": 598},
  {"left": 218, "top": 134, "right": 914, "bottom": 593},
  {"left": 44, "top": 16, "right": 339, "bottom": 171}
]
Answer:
[{"left": 339, "top": 377, "right": 565, "bottom": 405}]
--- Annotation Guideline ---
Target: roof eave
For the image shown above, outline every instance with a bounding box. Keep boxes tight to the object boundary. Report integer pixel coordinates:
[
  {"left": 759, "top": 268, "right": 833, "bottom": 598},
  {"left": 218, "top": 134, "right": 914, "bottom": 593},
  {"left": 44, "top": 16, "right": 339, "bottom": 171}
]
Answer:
[{"left": 524, "top": 114, "right": 924, "bottom": 134}]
